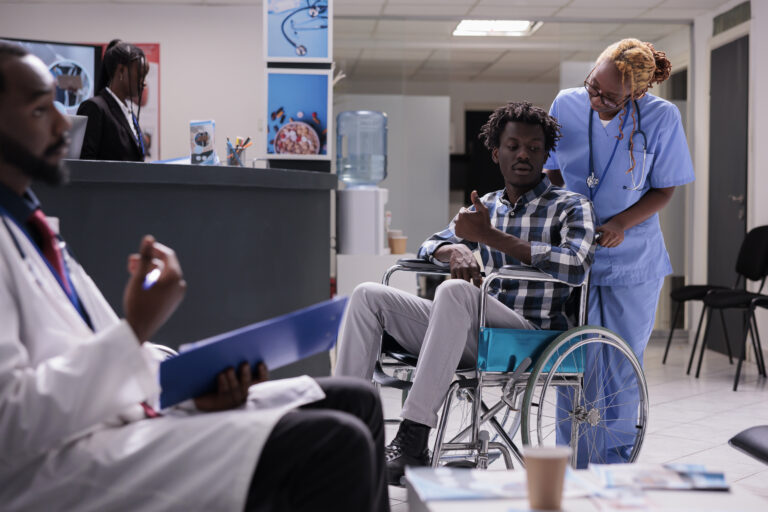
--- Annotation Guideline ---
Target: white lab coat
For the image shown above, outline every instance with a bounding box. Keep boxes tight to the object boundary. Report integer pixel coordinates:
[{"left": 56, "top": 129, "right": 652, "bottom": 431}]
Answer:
[{"left": 0, "top": 214, "right": 325, "bottom": 511}]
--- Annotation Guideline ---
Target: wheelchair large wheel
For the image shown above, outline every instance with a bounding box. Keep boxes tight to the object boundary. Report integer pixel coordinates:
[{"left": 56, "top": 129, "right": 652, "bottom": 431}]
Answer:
[{"left": 520, "top": 326, "right": 648, "bottom": 466}]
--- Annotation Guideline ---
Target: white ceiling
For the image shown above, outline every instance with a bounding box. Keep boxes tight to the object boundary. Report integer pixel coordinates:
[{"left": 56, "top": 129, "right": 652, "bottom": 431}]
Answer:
[
  {"left": 0, "top": 0, "right": 735, "bottom": 83},
  {"left": 332, "top": 0, "right": 734, "bottom": 83}
]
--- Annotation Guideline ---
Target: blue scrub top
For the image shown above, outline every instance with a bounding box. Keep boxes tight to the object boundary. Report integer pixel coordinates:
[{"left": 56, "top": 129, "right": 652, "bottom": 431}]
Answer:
[{"left": 545, "top": 87, "right": 695, "bottom": 285}]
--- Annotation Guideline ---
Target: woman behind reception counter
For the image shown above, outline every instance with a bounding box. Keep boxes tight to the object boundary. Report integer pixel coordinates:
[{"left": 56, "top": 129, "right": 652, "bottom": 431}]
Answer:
[{"left": 77, "top": 39, "right": 147, "bottom": 162}]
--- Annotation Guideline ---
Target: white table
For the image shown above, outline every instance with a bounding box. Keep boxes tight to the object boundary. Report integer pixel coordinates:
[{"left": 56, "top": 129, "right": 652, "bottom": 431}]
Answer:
[{"left": 406, "top": 469, "right": 768, "bottom": 511}]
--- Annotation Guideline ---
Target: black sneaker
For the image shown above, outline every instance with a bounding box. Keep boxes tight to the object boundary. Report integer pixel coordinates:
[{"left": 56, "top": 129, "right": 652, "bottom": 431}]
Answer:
[{"left": 385, "top": 419, "right": 430, "bottom": 486}]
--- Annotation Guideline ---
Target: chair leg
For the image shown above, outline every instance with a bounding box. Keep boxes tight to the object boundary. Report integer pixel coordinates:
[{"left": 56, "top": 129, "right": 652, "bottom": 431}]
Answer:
[
  {"left": 749, "top": 312, "right": 766, "bottom": 378},
  {"left": 719, "top": 309, "right": 734, "bottom": 365},
  {"left": 695, "top": 308, "right": 714, "bottom": 378},
  {"left": 662, "top": 301, "right": 682, "bottom": 365},
  {"left": 734, "top": 315, "right": 752, "bottom": 391},
  {"left": 687, "top": 305, "right": 707, "bottom": 375},
  {"left": 746, "top": 320, "right": 761, "bottom": 379}
]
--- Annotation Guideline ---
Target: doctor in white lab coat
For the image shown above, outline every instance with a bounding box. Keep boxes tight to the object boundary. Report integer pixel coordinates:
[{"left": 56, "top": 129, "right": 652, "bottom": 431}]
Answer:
[{"left": 0, "top": 43, "right": 389, "bottom": 512}]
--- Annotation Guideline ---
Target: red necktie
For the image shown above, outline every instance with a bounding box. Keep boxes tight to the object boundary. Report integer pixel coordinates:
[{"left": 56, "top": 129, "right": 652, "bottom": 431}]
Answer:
[
  {"left": 27, "top": 209, "right": 71, "bottom": 294},
  {"left": 27, "top": 210, "right": 161, "bottom": 419},
  {"left": 141, "top": 402, "right": 162, "bottom": 419}
]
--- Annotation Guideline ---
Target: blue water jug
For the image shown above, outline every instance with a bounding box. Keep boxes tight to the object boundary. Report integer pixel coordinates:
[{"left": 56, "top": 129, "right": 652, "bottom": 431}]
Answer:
[{"left": 336, "top": 110, "right": 387, "bottom": 187}]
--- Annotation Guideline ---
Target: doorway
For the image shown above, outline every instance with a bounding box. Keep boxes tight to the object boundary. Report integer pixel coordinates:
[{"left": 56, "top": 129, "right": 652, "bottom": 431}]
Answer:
[{"left": 707, "top": 35, "right": 749, "bottom": 355}]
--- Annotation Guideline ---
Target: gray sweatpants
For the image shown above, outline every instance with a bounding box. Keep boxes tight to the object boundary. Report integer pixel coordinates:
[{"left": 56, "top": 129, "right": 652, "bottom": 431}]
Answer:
[{"left": 335, "top": 279, "right": 535, "bottom": 428}]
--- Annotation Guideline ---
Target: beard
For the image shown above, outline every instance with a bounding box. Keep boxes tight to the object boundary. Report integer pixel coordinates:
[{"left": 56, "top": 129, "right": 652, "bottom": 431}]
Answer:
[{"left": 0, "top": 129, "right": 70, "bottom": 186}]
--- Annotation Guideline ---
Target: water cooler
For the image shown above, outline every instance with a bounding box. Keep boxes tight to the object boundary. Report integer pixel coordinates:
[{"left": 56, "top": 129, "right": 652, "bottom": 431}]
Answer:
[{"left": 336, "top": 110, "right": 389, "bottom": 255}]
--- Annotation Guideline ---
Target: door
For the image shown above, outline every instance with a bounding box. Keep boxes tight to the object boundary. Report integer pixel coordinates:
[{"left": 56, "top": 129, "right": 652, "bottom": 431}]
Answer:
[
  {"left": 465, "top": 110, "right": 503, "bottom": 205},
  {"left": 707, "top": 35, "right": 749, "bottom": 354}
]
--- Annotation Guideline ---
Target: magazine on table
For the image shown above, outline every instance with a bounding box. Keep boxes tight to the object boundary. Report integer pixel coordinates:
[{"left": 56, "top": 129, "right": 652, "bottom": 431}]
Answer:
[{"left": 591, "top": 463, "right": 729, "bottom": 491}]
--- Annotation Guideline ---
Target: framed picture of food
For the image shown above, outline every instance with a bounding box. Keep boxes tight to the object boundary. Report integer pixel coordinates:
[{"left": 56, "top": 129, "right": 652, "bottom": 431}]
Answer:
[{"left": 266, "top": 68, "right": 331, "bottom": 160}]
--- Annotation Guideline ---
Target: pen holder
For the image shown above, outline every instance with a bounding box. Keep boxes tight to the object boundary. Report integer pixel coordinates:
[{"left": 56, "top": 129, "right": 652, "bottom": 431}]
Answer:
[{"left": 227, "top": 146, "right": 246, "bottom": 166}]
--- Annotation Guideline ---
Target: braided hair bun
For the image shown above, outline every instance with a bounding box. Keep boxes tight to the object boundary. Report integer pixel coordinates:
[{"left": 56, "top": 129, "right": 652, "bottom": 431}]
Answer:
[{"left": 645, "top": 41, "right": 671, "bottom": 85}]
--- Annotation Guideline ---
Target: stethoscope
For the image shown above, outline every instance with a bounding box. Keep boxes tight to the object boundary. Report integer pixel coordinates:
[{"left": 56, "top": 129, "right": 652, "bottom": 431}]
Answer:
[
  {"left": 280, "top": 0, "right": 328, "bottom": 56},
  {"left": 586, "top": 100, "right": 648, "bottom": 196}
]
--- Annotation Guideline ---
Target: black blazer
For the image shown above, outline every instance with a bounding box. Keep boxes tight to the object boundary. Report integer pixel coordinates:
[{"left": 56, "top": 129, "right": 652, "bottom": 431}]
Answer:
[{"left": 77, "top": 89, "right": 145, "bottom": 162}]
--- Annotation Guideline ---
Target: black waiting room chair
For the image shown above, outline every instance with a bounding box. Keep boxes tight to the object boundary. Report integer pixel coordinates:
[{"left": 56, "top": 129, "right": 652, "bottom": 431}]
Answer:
[
  {"left": 696, "top": 292, "right": 767, "bottom": 390},
  {"left": 729, "top": 425, "right": 768, "bottom": 465},
  {"left": 662, "top": 226, "right": 768, "bottom": 380},
  {"left": 687, "top": 227, "right": 768, "bottom": 390}
]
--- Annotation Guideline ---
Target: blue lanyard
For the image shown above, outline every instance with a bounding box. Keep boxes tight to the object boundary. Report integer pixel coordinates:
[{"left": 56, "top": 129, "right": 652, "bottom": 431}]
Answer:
[
  {"left": 586, "top": 102, "right": 632, "bottom": 200},
  {"left": 0, "top": 206, "right": 93, "bottom": 329},
  {"left": 131, "top": 112, "right": 145, "bottom": 156}
]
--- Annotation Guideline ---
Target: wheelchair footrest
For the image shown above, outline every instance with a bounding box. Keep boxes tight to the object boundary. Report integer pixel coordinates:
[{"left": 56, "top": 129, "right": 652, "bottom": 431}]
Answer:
[{"left": 373, "top": 362, "right": 413, "bottom": 391}]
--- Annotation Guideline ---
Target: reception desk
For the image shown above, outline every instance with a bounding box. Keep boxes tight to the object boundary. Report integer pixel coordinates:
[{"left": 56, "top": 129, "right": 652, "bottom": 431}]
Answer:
[{"left": 34, "top": 160, "right": 336, "bottom": 378}]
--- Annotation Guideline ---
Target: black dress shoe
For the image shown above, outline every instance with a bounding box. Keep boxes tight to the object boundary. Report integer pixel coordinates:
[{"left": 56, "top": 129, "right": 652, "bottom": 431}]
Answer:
[{"left": 385, "top": 419, "right": 430, "bottom": 486}]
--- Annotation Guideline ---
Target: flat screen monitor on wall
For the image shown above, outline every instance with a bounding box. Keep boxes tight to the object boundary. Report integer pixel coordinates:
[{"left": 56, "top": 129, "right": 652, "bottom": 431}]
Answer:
[{"left": 0, "top": 38, "right": 101, "bottom": 115}]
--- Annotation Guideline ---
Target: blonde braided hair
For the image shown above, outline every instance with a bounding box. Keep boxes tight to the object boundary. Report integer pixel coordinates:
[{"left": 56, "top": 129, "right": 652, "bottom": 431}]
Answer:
[{"left": 597, "top": 39, "right": 672, "bottom": 176}]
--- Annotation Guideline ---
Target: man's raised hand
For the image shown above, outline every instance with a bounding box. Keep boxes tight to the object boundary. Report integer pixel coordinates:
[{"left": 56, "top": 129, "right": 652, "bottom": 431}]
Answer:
[{"left": 454, "top": 190, "right": 493, "bottom": 243}]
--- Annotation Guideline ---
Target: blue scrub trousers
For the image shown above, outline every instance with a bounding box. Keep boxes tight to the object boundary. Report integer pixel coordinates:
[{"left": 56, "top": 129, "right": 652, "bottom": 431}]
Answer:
[{"left": 556, "top": 278, "right": 664, "bottom": 466}]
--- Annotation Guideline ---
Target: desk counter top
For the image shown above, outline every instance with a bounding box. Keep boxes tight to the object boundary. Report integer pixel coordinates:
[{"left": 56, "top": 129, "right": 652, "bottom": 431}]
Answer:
[{"left": 63, "top": 160, "right": 338, "bottom": 190}]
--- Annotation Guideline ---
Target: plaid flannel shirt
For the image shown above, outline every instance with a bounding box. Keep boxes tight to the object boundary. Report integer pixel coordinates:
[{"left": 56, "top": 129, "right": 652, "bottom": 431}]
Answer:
[{"left": 418, "top": 176, "right": 596, "bottom": 330}]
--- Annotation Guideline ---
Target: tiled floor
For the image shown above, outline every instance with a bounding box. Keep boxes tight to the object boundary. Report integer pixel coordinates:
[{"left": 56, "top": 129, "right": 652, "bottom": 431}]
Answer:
[{"left": 383, "top": 335, "right": 768, "bottom": 511}]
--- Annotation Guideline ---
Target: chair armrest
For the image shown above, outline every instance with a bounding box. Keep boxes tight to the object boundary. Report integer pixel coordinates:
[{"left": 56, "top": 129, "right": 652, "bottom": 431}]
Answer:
[
  {"left": 752, "top": 295, "right": 768, "bottom": 309},
  {"left": 729, "top": 425, "right": 768, "bottom": 465},
  {"left": 381, "top": 258, "right": 450, "bottom": 284},
  {"left": 395, "top": 258, "right": 448, "bottom": 271},
  {"left": 494, "top": 265, "right": 570, "bottom": 285},
  {"left": 146, "top": 342, "right": 178, "bottom": 360}
]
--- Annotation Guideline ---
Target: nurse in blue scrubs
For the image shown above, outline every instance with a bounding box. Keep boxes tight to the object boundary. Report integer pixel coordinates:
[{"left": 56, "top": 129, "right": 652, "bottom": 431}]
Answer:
[{"left": 545, "top": 39, "right": 695, "bottom": 464}]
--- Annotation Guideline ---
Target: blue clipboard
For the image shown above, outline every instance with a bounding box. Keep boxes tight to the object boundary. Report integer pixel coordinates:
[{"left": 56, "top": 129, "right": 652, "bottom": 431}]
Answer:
[{"left": 159, "top": 296, "right": 348, "bottom": 408}]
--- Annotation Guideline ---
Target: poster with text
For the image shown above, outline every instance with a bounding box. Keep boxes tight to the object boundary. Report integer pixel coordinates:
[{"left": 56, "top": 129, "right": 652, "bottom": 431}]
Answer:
[
  {"left": 266, "top": 69, "right": 331, "bottom": 160},
  {"left": 264, "top": 0, "right": 332, "bottom": 62}
]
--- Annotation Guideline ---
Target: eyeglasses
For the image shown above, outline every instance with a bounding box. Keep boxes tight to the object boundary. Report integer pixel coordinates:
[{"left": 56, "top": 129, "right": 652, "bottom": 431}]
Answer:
[{"left": 583, "top": 78, "right": 631, "bottom": 110}]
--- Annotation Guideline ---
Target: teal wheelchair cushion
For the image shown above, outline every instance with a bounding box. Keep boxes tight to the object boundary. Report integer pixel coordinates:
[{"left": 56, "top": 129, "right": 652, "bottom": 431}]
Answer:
[{"left": 477, "top": 328, "right": 585, "bottom": 373}]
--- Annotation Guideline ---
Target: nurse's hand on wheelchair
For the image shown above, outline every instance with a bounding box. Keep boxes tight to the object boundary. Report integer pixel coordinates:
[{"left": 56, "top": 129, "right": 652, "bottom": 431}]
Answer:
[
  {"left": 596, "top": 219, "right": 624, "bottom": 248},
  {"left": 194, "top": 361, "right": 269, "bottom": 412},
  {"left": 434, "top": 243, "right": 483, "bottom": 287}
]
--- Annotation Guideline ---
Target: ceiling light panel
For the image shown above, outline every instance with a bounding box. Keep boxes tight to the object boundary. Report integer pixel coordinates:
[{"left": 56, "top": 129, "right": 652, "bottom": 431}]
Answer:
[{"left": 453, "top": 19, "right": 543, "bottom": 37}]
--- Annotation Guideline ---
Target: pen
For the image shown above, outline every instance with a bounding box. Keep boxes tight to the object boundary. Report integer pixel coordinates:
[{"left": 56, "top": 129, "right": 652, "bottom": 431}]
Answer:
[
  {"left": 226, "top": 139, "right": 243, "bottom": 166},
  {"left": 143, "top": 267, "right": 161, "bottom": 290}
]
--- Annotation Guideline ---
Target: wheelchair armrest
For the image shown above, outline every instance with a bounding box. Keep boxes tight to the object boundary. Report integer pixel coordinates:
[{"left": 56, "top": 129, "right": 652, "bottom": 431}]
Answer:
[
  {"left": 395, "top": 258, "right": 448, "bottom": 272},
  {"left": 494, "top": 265, "right": 573, "bottom": 286},
  {"left": 382, "top": 258, "right": 450, "bottom": 284}
]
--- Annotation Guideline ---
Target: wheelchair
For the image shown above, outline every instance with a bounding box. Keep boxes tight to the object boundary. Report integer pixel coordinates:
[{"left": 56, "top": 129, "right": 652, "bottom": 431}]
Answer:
[{"left": 373, "top": 258, "right": 648, "bottom": 469}]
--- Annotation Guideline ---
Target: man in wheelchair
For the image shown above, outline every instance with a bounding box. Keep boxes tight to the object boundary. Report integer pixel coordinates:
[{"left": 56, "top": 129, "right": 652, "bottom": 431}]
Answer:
[{"left": 336, "top": 101, "right": 597, "bottom": 484}]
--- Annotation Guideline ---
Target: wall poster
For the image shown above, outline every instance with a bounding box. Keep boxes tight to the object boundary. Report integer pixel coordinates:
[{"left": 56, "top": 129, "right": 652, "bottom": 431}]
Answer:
[
  {"left": 266, "top": 69, "right": 331, "bottom": 160},
  {"left": 264, "top": 0, "right": 332, "bottom": 63}
]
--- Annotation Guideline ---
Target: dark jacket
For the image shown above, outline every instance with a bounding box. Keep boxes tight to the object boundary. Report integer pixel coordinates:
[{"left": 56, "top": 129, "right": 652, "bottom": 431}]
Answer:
[{"left": 77, "top": 89, "right": 144, "bottom": 162}]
